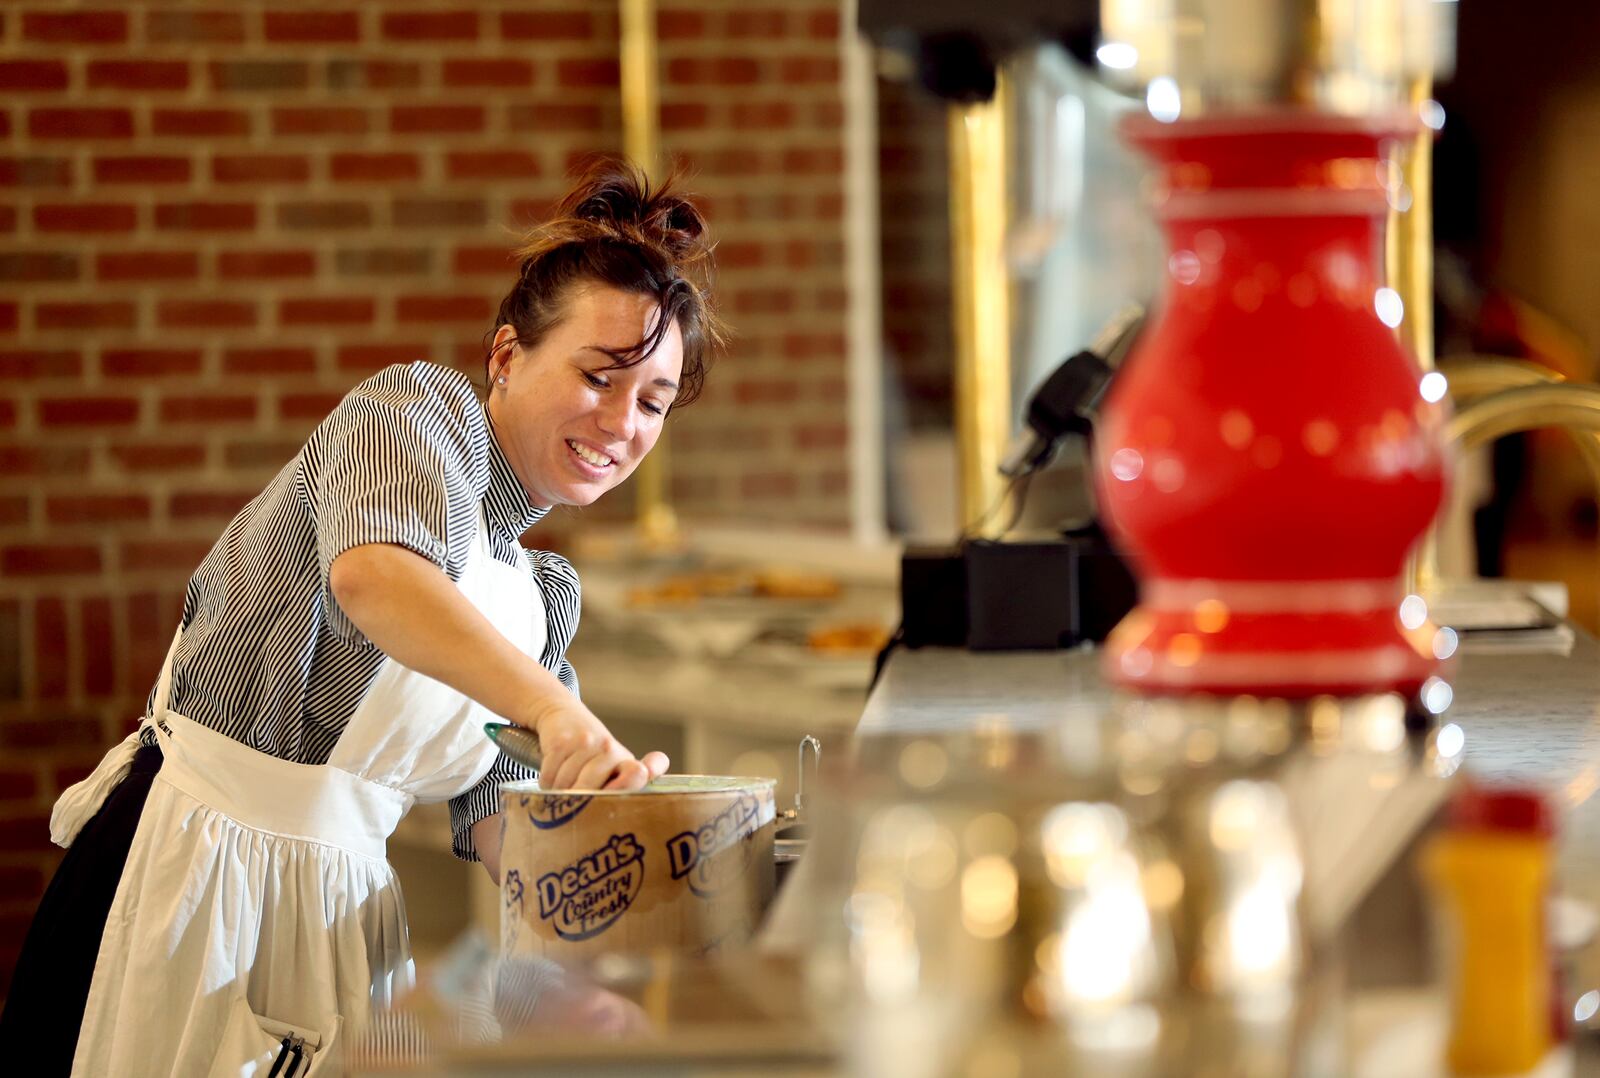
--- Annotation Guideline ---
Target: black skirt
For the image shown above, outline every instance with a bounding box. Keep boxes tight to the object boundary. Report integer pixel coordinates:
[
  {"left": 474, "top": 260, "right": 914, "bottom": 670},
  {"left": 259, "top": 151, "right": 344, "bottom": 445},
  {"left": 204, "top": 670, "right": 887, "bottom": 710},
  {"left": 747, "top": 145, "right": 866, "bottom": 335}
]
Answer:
[{"left": 0, "top": 743, "right": 163, "bottom": 1077}]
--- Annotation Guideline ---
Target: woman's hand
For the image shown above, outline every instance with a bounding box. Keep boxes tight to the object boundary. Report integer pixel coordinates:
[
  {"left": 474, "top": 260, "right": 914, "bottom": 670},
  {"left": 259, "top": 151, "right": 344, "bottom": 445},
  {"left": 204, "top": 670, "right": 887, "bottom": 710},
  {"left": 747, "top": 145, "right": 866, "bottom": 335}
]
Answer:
[
  {"left": 524, "top": 696, "right": 670, "bottom": 791},
  {"left": 330, "top": 542, "right": 668, "bottom": 791}
]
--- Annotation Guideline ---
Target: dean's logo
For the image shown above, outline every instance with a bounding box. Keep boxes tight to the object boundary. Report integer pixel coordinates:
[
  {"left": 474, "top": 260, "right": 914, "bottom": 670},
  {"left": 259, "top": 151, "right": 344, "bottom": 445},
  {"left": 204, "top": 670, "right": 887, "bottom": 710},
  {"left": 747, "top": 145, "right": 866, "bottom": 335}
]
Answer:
[
  {"left": 667, "top": 795, "right": 763, "bottom": 899},
  {"left": 536, "top": 834, "right": 644, "bottom": 941},
  {"left": 524, "top": 793, "right": 592, "bottom": 830}
]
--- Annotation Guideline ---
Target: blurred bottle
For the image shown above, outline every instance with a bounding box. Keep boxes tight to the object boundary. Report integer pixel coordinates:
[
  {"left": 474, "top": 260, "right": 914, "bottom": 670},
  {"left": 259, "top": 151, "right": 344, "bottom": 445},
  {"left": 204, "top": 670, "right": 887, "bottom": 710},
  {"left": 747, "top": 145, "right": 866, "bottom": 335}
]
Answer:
[{"left": 1420, "top": 784, "right": 1556, "bottom": 1075}]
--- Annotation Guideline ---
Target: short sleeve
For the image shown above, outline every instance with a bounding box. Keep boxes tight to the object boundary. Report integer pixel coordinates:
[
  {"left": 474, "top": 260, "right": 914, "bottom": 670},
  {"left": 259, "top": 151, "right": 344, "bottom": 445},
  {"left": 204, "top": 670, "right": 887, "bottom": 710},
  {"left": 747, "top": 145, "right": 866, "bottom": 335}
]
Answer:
[
  {"left": 528, "top": 549, "right": 582, "bottom": 675},
  {"left": 302, "top": 364, "right": 484, "bottom": 643},
  {"left": 449, "top": 749, "right": 537, "bottom": 862}
]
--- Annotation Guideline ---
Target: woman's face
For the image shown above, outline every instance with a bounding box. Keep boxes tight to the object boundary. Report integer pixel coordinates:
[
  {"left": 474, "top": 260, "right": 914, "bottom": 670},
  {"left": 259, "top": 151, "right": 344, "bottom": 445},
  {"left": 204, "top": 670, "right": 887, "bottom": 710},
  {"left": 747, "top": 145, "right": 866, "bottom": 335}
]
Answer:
[{"left": 488, "top": 284, "right": 683, "bottom": 509}]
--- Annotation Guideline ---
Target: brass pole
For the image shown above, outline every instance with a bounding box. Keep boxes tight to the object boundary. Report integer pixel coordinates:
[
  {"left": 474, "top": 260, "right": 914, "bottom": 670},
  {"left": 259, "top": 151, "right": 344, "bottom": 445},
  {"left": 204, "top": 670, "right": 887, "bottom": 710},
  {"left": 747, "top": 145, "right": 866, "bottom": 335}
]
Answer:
[
  {"left": 1386, "top": 76, "right": 1434, "bottom": 370},
  {"left": 619, "top": 0, "right": 678, "bottom": 545},
  {"left": 947, "top": 77, "right": 1013, "bottom": 536}
]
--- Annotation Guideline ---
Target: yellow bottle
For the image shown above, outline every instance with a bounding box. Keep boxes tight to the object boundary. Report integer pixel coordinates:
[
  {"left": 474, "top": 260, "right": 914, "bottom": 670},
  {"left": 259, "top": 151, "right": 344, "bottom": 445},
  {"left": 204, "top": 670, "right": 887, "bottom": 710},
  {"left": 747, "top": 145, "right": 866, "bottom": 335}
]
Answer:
[{"left": 1420, "top": 786, "right": 1554, "bottom": 1076}]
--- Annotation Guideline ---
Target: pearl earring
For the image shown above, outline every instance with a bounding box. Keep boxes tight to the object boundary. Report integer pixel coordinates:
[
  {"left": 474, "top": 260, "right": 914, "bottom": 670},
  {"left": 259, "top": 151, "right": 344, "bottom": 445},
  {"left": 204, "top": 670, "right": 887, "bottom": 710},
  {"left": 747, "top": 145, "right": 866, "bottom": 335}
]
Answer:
[{"left": 496, "top": 375, "right": 507, "bottom": 385}]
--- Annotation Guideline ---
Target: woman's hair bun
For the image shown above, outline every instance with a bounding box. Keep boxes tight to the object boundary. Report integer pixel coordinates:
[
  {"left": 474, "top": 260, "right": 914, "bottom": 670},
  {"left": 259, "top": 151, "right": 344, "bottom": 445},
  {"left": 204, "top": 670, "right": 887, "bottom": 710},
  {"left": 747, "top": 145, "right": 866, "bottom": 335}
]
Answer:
[{"left": 559, "top": 155, "right": 711, "bottom": 268}]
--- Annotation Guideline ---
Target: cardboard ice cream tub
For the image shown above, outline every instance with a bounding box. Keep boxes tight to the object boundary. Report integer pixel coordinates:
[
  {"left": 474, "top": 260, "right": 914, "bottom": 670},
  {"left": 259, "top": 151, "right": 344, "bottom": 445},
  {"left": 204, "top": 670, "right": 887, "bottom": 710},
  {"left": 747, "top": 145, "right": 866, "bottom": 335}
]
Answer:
[{"left": 498, "top": 775, "right": 777, "bottom": 961}]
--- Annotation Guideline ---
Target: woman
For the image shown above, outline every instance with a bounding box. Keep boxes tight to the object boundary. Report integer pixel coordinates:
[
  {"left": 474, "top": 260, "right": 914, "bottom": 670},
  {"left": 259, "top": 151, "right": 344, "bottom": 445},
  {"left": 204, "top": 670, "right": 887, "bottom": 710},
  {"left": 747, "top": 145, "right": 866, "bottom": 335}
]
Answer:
[{"left": 0, "top": 158, "right": 724, "bottom": 1076}]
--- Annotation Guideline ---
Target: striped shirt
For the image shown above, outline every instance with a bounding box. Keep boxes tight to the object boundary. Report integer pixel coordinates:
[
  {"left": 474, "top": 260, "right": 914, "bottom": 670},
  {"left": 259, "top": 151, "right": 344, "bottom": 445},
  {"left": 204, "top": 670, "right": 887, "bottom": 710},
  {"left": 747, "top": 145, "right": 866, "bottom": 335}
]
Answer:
[{"left": 141, "top": 362, "right": 580, "bottom": 862}]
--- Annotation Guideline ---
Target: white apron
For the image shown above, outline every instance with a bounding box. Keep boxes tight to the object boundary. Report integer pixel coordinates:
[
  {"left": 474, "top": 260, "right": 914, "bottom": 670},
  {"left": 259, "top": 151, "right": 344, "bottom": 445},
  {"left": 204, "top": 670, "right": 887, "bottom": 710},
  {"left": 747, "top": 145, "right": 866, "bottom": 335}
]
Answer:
[{"left": 53, "top": 512, "right": 545, "bottom": 1077}]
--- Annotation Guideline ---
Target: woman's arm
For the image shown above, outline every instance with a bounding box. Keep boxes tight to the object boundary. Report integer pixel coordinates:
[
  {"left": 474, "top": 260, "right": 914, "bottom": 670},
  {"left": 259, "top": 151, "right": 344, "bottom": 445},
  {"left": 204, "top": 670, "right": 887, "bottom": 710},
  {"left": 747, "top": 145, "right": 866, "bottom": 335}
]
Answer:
[
  {"left": 330, "top": 542, "right": 668, "bottom": 794},
  {"left": 473, "top": 813, "right": 504, "bottom": 884}
]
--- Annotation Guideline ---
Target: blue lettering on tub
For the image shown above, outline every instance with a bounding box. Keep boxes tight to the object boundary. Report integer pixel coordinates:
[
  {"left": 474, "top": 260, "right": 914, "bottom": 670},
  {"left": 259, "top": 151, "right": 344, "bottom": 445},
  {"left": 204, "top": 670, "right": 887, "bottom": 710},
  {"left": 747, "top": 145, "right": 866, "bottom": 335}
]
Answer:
[
  {"left": 523, "top": 792, "right": 592, "bottom": 830},
  {"left": 666, "top": 794, "right": 762, "bottom": 899},
  {"left": 535, "top": 833, "right": 644, "bottom": 941}
]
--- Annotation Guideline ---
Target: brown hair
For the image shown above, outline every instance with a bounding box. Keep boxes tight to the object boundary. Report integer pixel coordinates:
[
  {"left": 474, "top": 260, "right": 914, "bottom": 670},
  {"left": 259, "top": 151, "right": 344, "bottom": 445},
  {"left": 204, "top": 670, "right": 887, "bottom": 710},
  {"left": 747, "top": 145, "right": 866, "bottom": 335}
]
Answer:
[{"left": 486, "top": 156, "right": 725, "bottom": 408}]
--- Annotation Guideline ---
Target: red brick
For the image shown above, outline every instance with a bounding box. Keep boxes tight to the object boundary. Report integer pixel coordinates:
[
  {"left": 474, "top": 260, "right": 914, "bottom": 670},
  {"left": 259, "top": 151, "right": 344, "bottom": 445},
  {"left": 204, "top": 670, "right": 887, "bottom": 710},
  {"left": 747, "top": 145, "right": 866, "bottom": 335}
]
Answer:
[
  {"left": 208, "top": 60, "right": 310, "bottom": 92},
  {"left": 0, "top": 399, "right": 14, "bottom": 424},
  {"left": 667, "top": 58, "right": 761, "bottom": 86},
  {"left": 0, "top": 253, "right": 78, "bottom": 283},
  {"left": 661, "top": 103, "right": 710, "bottom": 131},
  {"left": 94, "top": 155, "right": 192, "bottom": 185},
  {"left": 107, "top": 443, "right": 206, "bottom": 473},
  {"left": 732, "top": 101, "right": 795, "bottom": 129},
  {"left": 154, "top": 201, "right": 256, "bottom": 231},
  {"left": 0, "top": 206, "right": 19, "bottom": 234},
  {"left": 382, "top": 12, "right": 477, "bottom": 40},
  {"left": 509, "top": 197, "right": 558, "bottom": 225},
  {"left": 796, "top": 422, "right": 849, "bottom": 449},
  {"left": 279, "top": 297, "right": 375, "bottom": 326},
  {"left": 780, "top": 57, "right": 839, "bottom": 84},
  {"left": 557, "top": 59, "right": 619, "bottom": 89},
  {"left": 278, "top": 201, "right": 372, "bottom": 230},
  {"left": 0, "top": 350, "right": 80, "bottom": 378},
  {"left": 159, "top": 396, "right": 257, "bottom": 424},
  {"left": 33, "top": 203, "right": 138, "bottom": 233},
  {"left": 23, "top": 11, "right": 128, "bottom": 44},
  {"left": 806, "top": 9, "right": 841, "bottom": 38},
  {"left": 0, "top": 716, "right": 103, "bottom": 751},
  {"left": 0, "top": 156, "right": 73, "bottom": 187},
  {"left": 338, "top": 343, "right": 428, "bottom": 375},
  {"left": 153, "top": 108, "right": 251, "bottom": 138},
  {"left": 35, "top": 302, "right": 137, "bottom": 331},
  {"left": 0, "top": 61, "right": 70, "bottom": 92},
  {"left": 782, "top": 146, "right": 843, "bottom": 174},
  {"left": 726, "top": 10, "right": 788, "bottom": 36},
  {"left": 264, "top": 11, "right": 360, "bottom": 43},
  {"left": 331, "top": 152, "right": 421, "bottom": 182},
  {"left": 37, "top": 396, "right": 139, "bottom": 426},
  {"left": 272, "top": 107, "right": 368, "bottom": 137},
  {"left": 126, "top": 591, "right": 184, "bottom": 692},
  {"left": 169, "top": 491, "right": 253, "bottom": 520},
  {"left": 212, "top": 154, "right": 311, "bottom": 184},
  {"left": 217, "top": 250, "right": 316, "bottom": 279},
  {"left": 501, "top": 11, "right": 593, "bottom": 39},
  {"left": 29, "top": 108, "right": 134, "bottom": 139},
  {"left": 0, "top": 446, "right": 91, "bottom": 474},
  {"left": 47, "top": 495, "right": 152, "bottom": 526},
  {"left": 224, "top": 347, "right": 316, "bottom": 375},
  {"left": 391, "top": 105, "right": 483, "bottom": 135},
  {"left": 0, "top": 824, "right": 54, "bottom": 867},
  {"left": 453, "top": 245, "right": 516, "bottom": 276},
  {"left": 277, "top": 394, "right": 344, "bottom": 420},
  {"left": 812, "top": 100, "right": 844, "bottom": 126},
  {"left": 121, "top": 540, "right": 213, "bottom": 572},
  {"left": 81, "top": 596, "right": 116, "bottom": 696},
  {"left": 97, "top": 250, "right": 200, "bottom": 281},
  {"left": 739, "top": 472, "right": 799, "bottom": 499},
  {"left": 3, "top": 546, "right": 102, "bottom": 576},
  {"left": 224, "top": 440, "right": 305, "bottom": 470},
  {"left": 734, "top": 378, "right": 798, "bottom": 404},
  {"left": 783, "top": 330, "right": 847, "bottom": 359},
  {"left": 717, "top": 241, "right": 767, "bottom": 269},
  {"left": 156, "top": 300, "right": 257, "bottom": 329},
  {"left": 509, "top": 103, "right": 604, "bottom": 133},
  {"left": 0, "top": 771, "right": 39, "bottom": 802},
  {"left": 442, "top": 58, "right": 535, "bottom": 89},
  {"left": 393, "top": 198, "right": 485, "bottom": 228},
  {"left": 445, "top": 151, "right": 541, "bottom": 182},
  {"left": 87, "top": 61, "right": 189, "bottom": 91},
  {"left": 396, "top": 295, "right": 492, "bottom": 324},
  {"left": 326, "top": 59, "right": 422, "bottom": 91},
  {"left": 101, "top": 348, "right": 203, "bottom": 377},
  {"left": 147, "top": 10, "right": 246, "bottom": 44},
  {"left": 657, "top": 10, "right": 706, "bottom": 39}
]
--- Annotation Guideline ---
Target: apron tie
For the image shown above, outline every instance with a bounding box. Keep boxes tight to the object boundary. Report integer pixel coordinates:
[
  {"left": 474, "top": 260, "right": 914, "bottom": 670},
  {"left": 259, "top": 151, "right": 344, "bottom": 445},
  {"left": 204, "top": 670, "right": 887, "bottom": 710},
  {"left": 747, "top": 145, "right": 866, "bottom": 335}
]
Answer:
[{"left": 49, "top": 625, "right": 181, "bottom": 848}]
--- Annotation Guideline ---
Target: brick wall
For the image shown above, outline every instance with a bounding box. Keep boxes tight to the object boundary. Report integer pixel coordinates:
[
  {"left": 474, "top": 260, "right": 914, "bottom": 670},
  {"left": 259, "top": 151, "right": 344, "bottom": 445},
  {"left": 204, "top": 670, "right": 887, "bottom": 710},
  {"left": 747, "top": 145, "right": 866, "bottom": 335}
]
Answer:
[
  {"left": 0, "top": 1, "right": 852, "bottom": 998},
  {"left": 876, "top": 75, "right": 952, "bottom": 433}
]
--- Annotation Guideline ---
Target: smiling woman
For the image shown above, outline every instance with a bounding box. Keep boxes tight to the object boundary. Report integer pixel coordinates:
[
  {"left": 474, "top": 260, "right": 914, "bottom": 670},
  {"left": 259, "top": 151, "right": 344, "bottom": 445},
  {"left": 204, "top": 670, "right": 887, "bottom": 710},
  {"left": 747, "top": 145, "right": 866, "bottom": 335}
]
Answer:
[{"left": 0, "top": 157, "right": 726, "bottom": 1077}]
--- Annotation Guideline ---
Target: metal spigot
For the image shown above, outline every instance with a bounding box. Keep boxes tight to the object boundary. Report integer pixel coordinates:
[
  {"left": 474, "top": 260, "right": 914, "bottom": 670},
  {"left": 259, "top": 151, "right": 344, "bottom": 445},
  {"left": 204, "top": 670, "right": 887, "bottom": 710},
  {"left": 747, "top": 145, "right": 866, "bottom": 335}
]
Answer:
[
  {"left": 777, "top": 735, "right": 822, "bottom": 826},
  {"left": 1410, "top": 359, "right": 1600, "bottom": 595}
]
